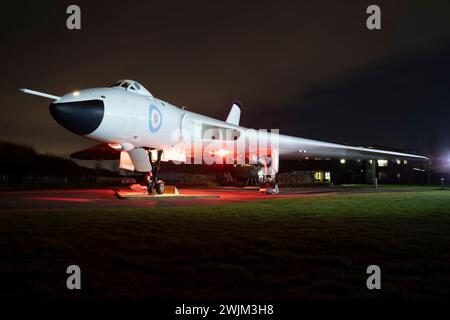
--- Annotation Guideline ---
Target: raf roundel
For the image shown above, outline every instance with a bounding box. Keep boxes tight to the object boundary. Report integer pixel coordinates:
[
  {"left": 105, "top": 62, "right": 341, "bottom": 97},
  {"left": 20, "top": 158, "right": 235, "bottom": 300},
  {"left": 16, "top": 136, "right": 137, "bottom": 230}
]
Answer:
[{"left": 148, "top": 105, "right": 162, "bottom": 132}]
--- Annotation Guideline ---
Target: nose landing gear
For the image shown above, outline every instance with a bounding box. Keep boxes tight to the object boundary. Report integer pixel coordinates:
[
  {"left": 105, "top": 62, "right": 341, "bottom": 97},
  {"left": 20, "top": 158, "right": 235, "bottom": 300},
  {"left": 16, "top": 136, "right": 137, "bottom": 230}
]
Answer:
[{"left": 147, "top": 150, "right": 165, "bottom": 195}]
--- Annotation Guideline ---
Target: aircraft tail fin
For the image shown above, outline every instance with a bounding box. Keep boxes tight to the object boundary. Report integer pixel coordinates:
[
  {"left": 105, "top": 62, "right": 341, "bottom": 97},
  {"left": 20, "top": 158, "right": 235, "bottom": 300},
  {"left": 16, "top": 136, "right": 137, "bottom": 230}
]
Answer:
[{"left": 226, "top": 100, "right": 241, "bottom": 126}]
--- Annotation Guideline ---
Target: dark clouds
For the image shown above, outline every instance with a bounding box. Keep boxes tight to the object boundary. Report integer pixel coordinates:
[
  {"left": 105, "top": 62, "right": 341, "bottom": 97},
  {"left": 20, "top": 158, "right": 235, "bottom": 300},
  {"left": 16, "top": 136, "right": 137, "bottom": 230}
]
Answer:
[
  {"left": 248, "top": 43, "right": 450, "bottom": 155},
  {"left": 1, "top": 0, "right": 449, "bottom": 156}
]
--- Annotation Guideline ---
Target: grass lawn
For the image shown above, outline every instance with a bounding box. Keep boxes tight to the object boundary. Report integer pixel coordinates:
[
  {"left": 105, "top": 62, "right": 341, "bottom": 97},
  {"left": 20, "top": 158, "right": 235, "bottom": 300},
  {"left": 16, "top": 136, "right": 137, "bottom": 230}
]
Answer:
[
  {"left": 1, "top": 190, "right": 450, "bottom": 299},
  {"left": 340, "top": 184, "right": 446, "bottom": 191}
]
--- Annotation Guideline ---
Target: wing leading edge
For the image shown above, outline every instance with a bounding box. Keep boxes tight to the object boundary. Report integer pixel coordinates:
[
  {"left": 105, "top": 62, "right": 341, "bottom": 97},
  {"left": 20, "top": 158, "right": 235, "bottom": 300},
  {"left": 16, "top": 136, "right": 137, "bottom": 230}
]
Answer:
[{"left": 277, "top": 134, "right": 428, "bottom": 161}]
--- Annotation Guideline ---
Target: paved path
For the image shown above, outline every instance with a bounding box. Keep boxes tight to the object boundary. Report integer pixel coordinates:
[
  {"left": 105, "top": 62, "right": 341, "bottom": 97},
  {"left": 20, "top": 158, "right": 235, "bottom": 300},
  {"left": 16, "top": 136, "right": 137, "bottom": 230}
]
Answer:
[{"left": 0, "top": 187, "right": 338, "bottom": 210}]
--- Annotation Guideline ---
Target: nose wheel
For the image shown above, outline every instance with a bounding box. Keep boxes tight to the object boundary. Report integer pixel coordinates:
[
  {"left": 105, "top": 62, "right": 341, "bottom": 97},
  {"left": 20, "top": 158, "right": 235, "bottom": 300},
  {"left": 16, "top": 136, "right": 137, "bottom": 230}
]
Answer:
[
  {"left": 155, "top": 181, "right": 165, "bottom": 194},
  {"left": 147, "top": 150, "right": 165, "bottom": 195},
  {"left": 147, "top": 180, "right": 165, "bottom": 195}
]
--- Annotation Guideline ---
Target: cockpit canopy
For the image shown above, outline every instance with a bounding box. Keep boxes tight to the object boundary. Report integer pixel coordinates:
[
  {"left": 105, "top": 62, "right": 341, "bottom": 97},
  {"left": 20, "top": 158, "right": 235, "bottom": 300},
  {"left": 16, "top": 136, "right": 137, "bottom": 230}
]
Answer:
[{"left": 111, "top": 79, "right": 153, "bottom": 97}]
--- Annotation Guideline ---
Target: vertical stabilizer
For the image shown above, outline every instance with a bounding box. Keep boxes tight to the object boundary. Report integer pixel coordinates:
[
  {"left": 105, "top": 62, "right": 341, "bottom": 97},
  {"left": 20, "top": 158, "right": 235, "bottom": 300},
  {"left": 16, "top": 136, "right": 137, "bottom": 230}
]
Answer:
[{"left": 226, "top": 100, "right": 241, "bottom": 126}]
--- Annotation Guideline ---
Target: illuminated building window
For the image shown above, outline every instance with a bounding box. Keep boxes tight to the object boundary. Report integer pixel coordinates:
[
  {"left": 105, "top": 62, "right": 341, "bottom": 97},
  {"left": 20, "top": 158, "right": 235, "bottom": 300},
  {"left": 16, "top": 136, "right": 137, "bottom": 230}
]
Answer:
[
  {"left": 403, "top": 160, "right": 408, "bottom": 165},
  {"left": 314, "top": 171, "right": 331, "bottom": 182},
  {"left": 314, "top": 171, "right": 323, "bottom": 181},
  {"left": 340, "top": 159, "right": 346, "bottom": 164},
  {"left": 377, "top": 160, "right": 388, "bottom": 167},
  {"left": 396, "top": 159, "right": 401, "bottom": 165},
  {"left": 369, "top": 160, "right": 373, "bottom": 164}
]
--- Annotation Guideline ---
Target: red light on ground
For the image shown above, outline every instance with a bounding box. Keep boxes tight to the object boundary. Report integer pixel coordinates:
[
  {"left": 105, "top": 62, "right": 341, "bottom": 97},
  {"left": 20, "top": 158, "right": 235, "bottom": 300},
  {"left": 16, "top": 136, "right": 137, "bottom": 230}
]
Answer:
[{"left": 29, "top": 197, "right": 94, "bottom": 203}]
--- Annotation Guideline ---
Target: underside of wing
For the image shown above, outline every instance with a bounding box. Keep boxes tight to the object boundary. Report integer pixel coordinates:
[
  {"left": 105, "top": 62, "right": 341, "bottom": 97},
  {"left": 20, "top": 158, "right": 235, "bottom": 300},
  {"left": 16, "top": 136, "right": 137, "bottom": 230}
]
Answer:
[{"left": 70, "top": 143, "right": 121, "bottom": 160}]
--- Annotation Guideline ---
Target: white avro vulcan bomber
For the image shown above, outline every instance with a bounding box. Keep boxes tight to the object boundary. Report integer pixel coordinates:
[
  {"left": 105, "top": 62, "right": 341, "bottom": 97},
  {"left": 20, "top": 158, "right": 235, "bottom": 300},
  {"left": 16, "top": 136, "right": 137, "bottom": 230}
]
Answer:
[{"left": 20, "top": 80, "right": 428, "bottom": 194}]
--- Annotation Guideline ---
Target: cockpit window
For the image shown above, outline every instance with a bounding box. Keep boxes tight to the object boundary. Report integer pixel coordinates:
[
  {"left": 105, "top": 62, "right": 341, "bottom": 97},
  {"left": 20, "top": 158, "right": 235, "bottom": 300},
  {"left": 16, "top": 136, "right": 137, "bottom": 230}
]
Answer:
[{"left": 110, "top": 79, "right": 153, "bottom": 97}]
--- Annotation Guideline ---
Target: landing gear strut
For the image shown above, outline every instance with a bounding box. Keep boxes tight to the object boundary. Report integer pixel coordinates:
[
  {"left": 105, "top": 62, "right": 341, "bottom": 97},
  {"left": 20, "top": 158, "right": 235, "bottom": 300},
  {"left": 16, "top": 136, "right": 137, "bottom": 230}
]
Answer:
[
  {"left": 147, "top": 150, "right": 165, "bottom": 194},
  {"left": 257, "top": 153, "right": 279, "bottom": 195}
]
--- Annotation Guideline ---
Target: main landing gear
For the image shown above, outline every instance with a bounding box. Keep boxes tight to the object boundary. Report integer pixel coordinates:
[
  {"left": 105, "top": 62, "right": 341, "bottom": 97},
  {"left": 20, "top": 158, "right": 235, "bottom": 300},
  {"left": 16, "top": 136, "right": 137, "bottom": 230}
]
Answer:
[
  {"left": 147, "top": 150, "right": 165, "bottom": 195},
  {"left": 257, "top": 155, "right": 280, "bottom": 195}
]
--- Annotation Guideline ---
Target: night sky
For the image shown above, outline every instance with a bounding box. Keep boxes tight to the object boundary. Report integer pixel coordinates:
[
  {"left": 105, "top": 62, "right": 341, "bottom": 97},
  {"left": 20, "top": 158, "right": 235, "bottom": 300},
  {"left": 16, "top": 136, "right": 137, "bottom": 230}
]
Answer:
[{"left": 1, "top": 0, "right": 449, "bottom": 158}]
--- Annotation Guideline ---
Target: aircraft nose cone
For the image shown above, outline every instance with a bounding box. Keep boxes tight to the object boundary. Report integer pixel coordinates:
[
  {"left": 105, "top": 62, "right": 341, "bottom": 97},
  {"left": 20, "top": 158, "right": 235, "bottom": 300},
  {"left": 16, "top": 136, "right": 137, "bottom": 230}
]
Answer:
[{"left": 49, "top": 99, "right": 104, "bottom": 135}]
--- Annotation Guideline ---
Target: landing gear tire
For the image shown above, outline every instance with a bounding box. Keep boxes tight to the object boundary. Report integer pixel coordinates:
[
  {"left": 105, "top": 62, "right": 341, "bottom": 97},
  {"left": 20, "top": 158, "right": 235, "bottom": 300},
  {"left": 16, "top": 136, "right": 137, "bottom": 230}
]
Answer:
[
  {"left": 267, "top": 182, "right": 279, "bottom": 195},
  {"left": 260, "top": 182, "right": 279, "bottom": 195},
  {"left": 147, "top": 181, "right": 155, "bottom": 194},
  {"left": 155, "top": 181, "right": 165, "bottom": 194}
]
